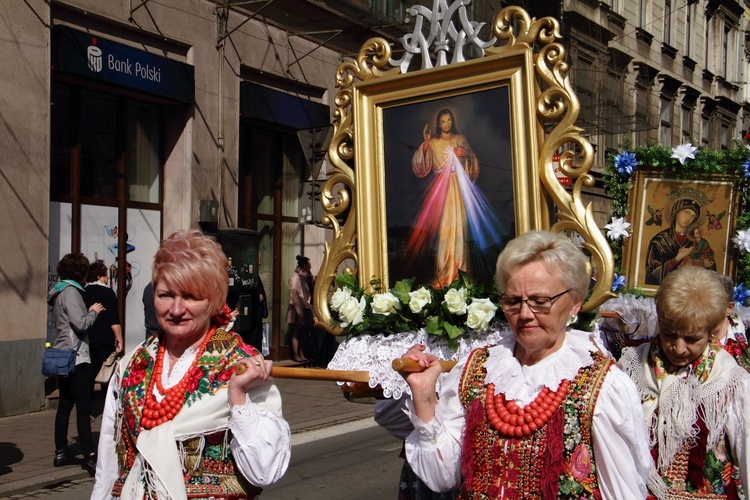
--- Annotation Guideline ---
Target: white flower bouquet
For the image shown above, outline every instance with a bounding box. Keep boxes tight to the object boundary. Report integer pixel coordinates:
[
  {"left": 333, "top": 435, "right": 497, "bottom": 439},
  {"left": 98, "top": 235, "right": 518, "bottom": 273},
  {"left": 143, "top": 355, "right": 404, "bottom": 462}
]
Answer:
[{"left": 328, "top": 270, "right": 501, "bottom": 345}]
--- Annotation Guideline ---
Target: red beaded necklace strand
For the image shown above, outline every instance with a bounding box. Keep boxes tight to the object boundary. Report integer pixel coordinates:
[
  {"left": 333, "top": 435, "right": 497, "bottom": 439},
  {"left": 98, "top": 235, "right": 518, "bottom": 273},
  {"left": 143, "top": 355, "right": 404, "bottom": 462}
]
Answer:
[
  {"left": 141, "top": 328, "right": 214, "bottom": 430},
  {"left": 485, "top": 380, "right": 570, "bottom": 437}
]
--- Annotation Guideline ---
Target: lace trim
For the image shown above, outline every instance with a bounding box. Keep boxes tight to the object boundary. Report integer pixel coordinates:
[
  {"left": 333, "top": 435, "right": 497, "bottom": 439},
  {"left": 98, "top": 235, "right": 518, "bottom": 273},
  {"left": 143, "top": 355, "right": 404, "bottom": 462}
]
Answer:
[
  {"left": 227, "top": 398, "right": 258, "bottom": 444},
  {"left": 326, "top": 327, "right": 508, "bottom": 398},
  {"left": 598, "top": 294, "right": 658, "bottom": 340},
  {"left": 483, "top": 329, "right": 595, "bottom": 405},
  {"left": 403, "top": 394, "right": 450, "bottom": 442},
  {"left": 153, "top": 345, "right": 201, "bottom": 402}
]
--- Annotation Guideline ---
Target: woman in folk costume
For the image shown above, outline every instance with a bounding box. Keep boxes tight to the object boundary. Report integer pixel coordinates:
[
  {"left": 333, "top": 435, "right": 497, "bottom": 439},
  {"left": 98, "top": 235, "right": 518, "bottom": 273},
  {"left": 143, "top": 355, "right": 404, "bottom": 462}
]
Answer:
[
  {"left": 407, "top": 108, "right": 504, "bottom": 288},
  {"left": 92, "top": 230, "right": 291, "bottom": 499},
  {"left": 713, "top": 273, "right": 750, "bottom": 373},
  {"left": 618, "top": 266, "right": 750, "bottom": 499},
  {"left": 400, "top": 230, "right": 650, "bottom": 499}
]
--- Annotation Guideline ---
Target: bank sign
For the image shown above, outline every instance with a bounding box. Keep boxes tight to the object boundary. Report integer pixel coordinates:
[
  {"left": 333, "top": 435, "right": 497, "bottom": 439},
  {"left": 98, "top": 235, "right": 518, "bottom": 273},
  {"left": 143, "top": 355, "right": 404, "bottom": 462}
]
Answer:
[{"left": 52, "top": 25, "right": 194, "bottom": 104}]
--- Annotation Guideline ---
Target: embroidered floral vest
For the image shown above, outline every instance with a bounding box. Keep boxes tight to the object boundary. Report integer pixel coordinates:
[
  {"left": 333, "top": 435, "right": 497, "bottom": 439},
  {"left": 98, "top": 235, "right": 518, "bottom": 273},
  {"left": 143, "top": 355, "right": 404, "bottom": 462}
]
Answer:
[
  {"left": 458, "top": 347, "right": 613, "bottom": 500},
  {"left": 112, "top": 328, "right": 262, "bottom": 498},
  {"left": 724, "top": 331, "right": 750, "bottom": 374},
  {"left": 647, "top": 430, "right": 744, "bottom": 500}
]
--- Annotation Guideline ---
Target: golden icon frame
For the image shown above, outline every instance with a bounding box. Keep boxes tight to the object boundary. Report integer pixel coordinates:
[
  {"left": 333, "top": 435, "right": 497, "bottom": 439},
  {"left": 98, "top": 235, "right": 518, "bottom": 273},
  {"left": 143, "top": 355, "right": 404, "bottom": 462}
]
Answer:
[{"left": 314, "top": 6, "right": 614, "bottom": 334}]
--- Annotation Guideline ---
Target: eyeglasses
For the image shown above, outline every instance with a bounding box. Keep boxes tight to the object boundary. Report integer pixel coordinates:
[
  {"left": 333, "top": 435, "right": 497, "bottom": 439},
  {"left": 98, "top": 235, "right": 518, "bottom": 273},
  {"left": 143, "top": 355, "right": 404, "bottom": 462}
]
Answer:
[{"left": 499, "top": 289, "right": 571, "bottom": 314}]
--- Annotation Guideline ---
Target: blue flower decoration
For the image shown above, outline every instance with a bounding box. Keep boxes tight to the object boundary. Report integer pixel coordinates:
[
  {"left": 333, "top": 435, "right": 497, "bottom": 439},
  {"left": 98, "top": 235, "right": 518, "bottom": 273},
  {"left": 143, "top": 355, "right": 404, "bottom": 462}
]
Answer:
[
  {"left": 613, "top": 151, "right": 638, "bottom": 177},
  {"left": 734, "top": 283, "right": 750, "bottom": 306},
  {"left": 612, "top": 273, "right": 626, "bottom": 292},
  {"left": 742, "top": 159, "right": 750, "bottom": 180}
]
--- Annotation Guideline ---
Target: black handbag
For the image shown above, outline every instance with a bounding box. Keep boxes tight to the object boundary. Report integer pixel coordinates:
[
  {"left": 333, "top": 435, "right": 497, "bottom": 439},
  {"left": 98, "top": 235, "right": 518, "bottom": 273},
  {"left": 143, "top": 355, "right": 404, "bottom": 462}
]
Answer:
[{"left": 41, "top": 339, "right": 82, "bottom": 377}]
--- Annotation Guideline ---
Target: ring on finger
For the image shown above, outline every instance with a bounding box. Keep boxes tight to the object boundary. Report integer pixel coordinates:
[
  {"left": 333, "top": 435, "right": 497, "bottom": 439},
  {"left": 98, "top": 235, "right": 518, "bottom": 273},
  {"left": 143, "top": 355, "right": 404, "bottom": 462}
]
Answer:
[{"left": 255, "top": 360, "right": 262, "bottom": 367}]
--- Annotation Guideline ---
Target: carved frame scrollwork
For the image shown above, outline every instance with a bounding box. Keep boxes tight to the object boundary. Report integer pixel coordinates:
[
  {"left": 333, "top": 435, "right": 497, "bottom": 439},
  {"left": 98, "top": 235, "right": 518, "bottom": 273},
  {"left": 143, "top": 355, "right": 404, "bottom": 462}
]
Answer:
[{"left": 314, "top": 5, "right": 614, "bottom": 335}]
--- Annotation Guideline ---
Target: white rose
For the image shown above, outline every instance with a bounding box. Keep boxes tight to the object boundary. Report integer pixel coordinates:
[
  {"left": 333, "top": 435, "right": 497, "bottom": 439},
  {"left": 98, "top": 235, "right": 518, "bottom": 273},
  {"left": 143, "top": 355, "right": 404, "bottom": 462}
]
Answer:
[
  {"left": 371, "top": 292, "right": 401, "bottom": 316},
  {"left": 338, "top": 295, "right": 365, "bottom": 327},
  {"left": 330, "top": 287, "right": 353, "bottom": 312},
  {"left": 443, "top": 288, "right": 467, "bottom": 315},
  {"left": 466, "top": 298, "right": 498, "bottom": 331},
  {"left": 408, "top": 287, "right": 432, "bottom": 314}
]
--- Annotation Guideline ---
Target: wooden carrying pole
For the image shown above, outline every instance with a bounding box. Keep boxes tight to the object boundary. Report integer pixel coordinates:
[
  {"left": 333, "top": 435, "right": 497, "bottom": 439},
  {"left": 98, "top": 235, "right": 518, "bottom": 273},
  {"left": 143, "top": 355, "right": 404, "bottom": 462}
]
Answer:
[
  {"left": 271, "top": 359, "right": 456, "bottom": 383},
  {"left": 270, "top": 366, "right": 371, "bottom": 383},
  {"left": 391, "top": 358, "right": 457, "bottom": 372},
  {"left": 239, "top": 359, "right": 458, "bottom": 383}
]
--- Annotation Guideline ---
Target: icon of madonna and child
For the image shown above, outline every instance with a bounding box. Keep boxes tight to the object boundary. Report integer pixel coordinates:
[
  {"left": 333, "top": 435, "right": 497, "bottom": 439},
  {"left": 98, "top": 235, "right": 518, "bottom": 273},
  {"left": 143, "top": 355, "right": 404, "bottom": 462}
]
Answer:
[
  {"left": 645, "top": 197, "right": 719, "bottom": 285},
  {"left": 383, "top": 93, "right": 513, "bottom": 289}
]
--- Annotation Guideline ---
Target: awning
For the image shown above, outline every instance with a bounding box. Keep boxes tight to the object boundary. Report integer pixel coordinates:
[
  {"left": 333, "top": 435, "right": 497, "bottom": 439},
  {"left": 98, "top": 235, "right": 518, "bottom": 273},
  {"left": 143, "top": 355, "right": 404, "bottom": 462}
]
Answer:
[{"left": 240, "top": 82, "right": 330, "bottom": 130}]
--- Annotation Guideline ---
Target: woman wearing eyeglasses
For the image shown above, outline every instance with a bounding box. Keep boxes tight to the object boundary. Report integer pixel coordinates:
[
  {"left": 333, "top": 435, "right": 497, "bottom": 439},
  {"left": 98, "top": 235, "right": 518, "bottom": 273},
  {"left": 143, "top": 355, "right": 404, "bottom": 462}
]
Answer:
[{"left": 400, "top": 230, "right": 650, "bottom": 499}]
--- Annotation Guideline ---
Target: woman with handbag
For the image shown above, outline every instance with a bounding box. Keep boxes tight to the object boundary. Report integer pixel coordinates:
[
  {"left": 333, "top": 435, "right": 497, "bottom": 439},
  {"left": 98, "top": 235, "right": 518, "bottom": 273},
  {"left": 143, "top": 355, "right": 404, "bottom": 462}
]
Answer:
[
  {"left": 47, "top": 252, "right": 104, "bottom": 475},
  {"left": 84, "top": 262, "right": 123, "bottom": 390}
]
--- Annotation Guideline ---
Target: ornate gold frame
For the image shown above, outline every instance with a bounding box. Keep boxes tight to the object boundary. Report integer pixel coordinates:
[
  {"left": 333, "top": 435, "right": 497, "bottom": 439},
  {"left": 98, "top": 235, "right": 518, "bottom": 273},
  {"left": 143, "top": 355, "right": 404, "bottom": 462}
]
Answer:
[
  {"left": 314, "top": 6, "right": 614, "bottom": 334},
  {"left": 622, "top": 170, "right": 740, "bottom": 295}
]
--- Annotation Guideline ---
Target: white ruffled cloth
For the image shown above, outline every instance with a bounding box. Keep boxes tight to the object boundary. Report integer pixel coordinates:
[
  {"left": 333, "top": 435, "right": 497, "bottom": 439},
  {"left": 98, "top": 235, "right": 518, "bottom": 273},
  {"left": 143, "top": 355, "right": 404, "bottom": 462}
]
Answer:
[
  {"left": 596, "top": 294, "right": 658, "bottom": 343},
  {"left": 402, "top": 329, "right": 651, "bottom": 498},
  {"left": 91, "top": 344, "right": 291, "bottom": 500},
  {"left": 736, "top": 306, "right": 750, "bottom": 331},
  {"left": 326, "top": 327, "right": 510, "bottom": 398}
]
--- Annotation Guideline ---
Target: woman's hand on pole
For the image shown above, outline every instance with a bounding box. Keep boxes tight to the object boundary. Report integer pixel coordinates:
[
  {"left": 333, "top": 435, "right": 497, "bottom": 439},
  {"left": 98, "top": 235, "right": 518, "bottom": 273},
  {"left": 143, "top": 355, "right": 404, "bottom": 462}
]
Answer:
[
  {"left": 228, "top": 356, "right": 272, "bottom": 406},
  {"left": 400, "top": 344, "right": 441, "bottom": 423}
]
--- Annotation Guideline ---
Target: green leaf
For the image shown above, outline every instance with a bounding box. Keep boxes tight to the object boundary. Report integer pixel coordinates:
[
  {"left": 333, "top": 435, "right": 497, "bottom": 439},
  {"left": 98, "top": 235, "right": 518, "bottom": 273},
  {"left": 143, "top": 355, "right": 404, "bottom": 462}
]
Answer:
[
  {"left": 456, "top": 269, "right": 472, "bottom": 288},
  {"left": 335, "top": 273, "right": 359, "bottom": 291},
  {"left": 444, "top": 322, "right": 465, "bottom": 339},
  {"left": 392, "top": 279, "right": 413, "bottom": 303},
  {"left": 368, "top": 277, "right": 383, "bottom": 293},
  {"left": 425, "top": 316, "right": 441, "bottom": 335}
]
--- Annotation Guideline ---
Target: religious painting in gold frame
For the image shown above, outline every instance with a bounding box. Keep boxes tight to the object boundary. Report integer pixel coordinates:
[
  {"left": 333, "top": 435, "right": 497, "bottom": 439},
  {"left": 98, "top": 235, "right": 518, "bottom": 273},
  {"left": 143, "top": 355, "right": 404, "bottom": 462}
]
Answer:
[
  {"left": 314, "top": 6, "right": 615, "bottom": 334},
  {"left": 622, "top": 170, "right": 740, "bottom": 295}
]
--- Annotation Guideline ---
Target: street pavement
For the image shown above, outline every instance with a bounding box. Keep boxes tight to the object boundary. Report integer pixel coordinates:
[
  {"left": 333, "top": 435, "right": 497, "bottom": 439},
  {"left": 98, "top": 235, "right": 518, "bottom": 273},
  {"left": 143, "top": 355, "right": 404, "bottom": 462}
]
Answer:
[{"left": 0, "top": 363, "right": 377, "bottom": 498}]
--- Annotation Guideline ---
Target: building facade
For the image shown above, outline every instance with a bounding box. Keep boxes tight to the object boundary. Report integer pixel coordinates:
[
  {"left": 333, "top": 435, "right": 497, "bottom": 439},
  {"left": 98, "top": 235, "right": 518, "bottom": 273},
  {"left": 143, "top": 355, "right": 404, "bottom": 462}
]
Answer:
[
  {"left": 527, "top": 0, "right": 750, "bottom": 224},
  {"left": 0, "top": 0, "right": 418, "bottom": 416}
]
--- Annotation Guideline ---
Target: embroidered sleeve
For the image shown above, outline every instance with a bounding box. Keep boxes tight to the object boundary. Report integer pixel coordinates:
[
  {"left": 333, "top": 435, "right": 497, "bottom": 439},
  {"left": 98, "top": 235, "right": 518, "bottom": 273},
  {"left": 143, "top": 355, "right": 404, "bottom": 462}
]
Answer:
[
  {"left": 229, "top": 397, "right": 261, "bottom": 434},
  {"left": 91, "top": 365, "right": 122, "bottom": 498},
  {"left": 228, "top": 380, "right": 291, "bottom": 488},
  {"left": 403, "top": 362, "right": 465, "bottom": 492},
  {"left": 404, "top": 396, "right": 448, "bottom": 442},
  {"left": 591, "top": 367, "right": 650, "bottom": 500}
]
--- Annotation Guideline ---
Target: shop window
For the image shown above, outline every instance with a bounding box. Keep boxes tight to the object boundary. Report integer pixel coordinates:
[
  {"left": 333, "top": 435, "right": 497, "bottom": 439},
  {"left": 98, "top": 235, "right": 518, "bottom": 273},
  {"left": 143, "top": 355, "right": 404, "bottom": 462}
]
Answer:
[
  {"left": 239, "top": 123, "right": 306, "bottom": 358},
  {"left": 51, "top": 84, "right": 162, "bottom": 205},
  {"left": 80, "top": 91, "right": 119, "bottom": 200},
  {"left": 51, "top": 84, "right": 73, "bottom": 197},
  {"left": 127, "top": 102, "right": 161, "bottom": 203}
]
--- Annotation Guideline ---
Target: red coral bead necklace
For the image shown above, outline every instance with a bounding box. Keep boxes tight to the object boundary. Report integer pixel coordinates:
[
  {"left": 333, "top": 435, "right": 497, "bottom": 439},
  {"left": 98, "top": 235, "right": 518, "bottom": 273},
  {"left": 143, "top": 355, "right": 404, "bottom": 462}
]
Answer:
[
  {"left": 485, "top": 380, "right": 570, "bottom": 437},
  {"left": 141, "top": 327, "right": 215, "bottom": 430}
]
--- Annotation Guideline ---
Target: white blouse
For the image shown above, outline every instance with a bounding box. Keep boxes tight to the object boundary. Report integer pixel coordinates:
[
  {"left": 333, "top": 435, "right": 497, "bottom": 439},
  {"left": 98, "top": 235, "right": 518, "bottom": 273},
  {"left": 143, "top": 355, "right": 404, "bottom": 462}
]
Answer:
[
  {"left": 91, "top": 343, "right": 290, "bottom": 500},
  {"left": 404, "top": 329, "right": 651, "bottom": 499}
]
